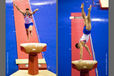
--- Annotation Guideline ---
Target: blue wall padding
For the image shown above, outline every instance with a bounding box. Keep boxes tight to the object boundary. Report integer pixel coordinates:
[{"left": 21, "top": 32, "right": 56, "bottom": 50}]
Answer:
[{"left": 6, "top": 3, "right": 18, "bottom": 76}]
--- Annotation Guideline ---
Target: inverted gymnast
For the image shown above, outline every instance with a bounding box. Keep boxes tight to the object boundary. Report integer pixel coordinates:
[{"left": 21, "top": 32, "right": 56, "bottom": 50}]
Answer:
[
  {"left": 75, "top": 3, "right": 92, "bottom": 60},
  {"left": 14, "top": 4, "right": 38, "bottom": 40}
]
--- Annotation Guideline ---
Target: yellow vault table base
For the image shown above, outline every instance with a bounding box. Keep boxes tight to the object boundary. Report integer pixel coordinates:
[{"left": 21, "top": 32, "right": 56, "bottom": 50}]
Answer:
[{"left": 10, "top": 70, "right": 56, "bottom": 76}]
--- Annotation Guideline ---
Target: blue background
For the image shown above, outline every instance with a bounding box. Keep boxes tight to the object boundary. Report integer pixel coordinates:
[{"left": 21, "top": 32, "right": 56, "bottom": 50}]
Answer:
[
  {"left": 6, "top": 0, "right": 56, "bottom": 76},
  {"left": 58, "top": 0, "right": 108, "bottom": 76},
  {"left": 6, "top": 3, "right": 18, "bottom": 76}
]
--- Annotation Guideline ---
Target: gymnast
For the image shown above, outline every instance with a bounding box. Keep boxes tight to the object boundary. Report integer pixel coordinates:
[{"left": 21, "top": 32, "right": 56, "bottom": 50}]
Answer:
[
  {"left": 14, "top": 4, "right": 38, "bottom": 40},
  {"left": 75, "top": 3, "right": 92, "bottom": 59}
]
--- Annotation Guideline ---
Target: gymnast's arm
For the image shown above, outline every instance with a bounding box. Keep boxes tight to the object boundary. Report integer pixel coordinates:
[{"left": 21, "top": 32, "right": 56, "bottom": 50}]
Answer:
[
  {"left": 79, "top": 43, "right": 83, "bottom": 59},
  {"left": 84, "top": 44, "right": 92, "bottom": 56},
  {"left": 14, "top": 4, "right": 25, "bottom": 15},
  {"left": 31, "top": 9, "right": 39, "bottom": 15}
]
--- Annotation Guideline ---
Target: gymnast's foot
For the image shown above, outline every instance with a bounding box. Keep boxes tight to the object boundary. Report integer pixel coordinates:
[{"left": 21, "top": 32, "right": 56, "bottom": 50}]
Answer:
[
  {"left": 88, "top": 5, "right": 92, "bottom": 11},
  {"left": 81, "top": 3, "right": 84, "bottom": 8},
  {"left": 27, "top": 35, "right": 29, "bottom": 40},
  {"left": 30, "top": 31, "right": 33, "bottom": 37}
]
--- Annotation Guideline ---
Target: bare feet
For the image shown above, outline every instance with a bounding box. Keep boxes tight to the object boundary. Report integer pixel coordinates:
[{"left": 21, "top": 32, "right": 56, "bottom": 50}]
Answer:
[
  {"left": 27, "top": 35, "right": 29, "bottom": 40},
  {"left": 81, "top": 3, "right": 84, "bottom": 8},
  {"left": 30, "top": 31, "right": 33, "bottom": 37},
  {"left": 88, "top": 5, "right": 92, "bottom": 11}
]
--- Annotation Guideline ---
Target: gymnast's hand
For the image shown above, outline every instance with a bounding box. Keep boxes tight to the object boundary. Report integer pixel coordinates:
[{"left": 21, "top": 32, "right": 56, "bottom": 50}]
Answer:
[
  {"left": 32, "top": 9, "right": 39, "bottom": 14},
  {"left": 35, "top": 9, "right": 39, "bottom": 11},
  {"left": 13, "top": 3, "right": 16, "bottom": 7}
]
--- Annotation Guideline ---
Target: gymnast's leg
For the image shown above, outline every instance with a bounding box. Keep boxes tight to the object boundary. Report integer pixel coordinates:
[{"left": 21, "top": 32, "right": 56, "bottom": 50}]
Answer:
[
  {"left": 26, "top": 29, "right": 29, "bottom": 40},
  {"left": 29, "top": 25, "right": 33, "bottom": 36},
  {"left": 86, "top": 5, "right": 92, "bottom": 30},
  {"left": 81, "top": 3, "right": 86, "bottom": 20}
]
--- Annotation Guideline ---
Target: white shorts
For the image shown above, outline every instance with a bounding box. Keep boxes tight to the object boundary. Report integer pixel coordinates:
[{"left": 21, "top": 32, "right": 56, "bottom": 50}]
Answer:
[{"left": 80, "top": 34, "right": 90, "bottom": 43}]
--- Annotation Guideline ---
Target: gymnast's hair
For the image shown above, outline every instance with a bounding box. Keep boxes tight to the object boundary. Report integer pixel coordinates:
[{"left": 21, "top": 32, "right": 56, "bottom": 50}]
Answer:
[
  {"left": 75, "top": 43, "right": 80, "bottom": 49},
  {"left": 26, "top": 8, "right": 29, "bottom": 10}
]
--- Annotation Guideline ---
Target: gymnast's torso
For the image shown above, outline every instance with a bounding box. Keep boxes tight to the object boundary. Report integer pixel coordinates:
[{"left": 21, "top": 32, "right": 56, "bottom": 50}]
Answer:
[
  {"left": 24, "top": 13, "right": 32, "bottom": 24},
  {"left": 80, "top": 25, "right": 91, "bottom": 43}
]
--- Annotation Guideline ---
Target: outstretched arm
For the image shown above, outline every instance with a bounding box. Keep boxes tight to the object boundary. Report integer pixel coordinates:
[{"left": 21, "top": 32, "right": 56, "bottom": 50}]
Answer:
[
  {"left": 14, "top": 4, "right": 25, "bottom": 15},
  {"left": 87, "top": 5, "right": 92, "bottom": 22},
  {"left": 31, "top": 9, "right": 39, "bottom": 15},
  {"left": 79, "top": 43, "right": 83, "bottom": 59},
  {"left": 84, "top": 44, "right": 92, "bottom": 56},
  {"left": 81, "top": 3, "right": 86, "bottom": 19}
]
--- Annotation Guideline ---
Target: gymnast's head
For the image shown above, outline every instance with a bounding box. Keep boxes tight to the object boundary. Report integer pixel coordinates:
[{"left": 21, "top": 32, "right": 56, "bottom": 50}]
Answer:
[
  {"left": 26, "top": 8, "right": 30, "bottom": 14},
  {"left": 75, "top": 43, "right": 80, "bottom": 49}
]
